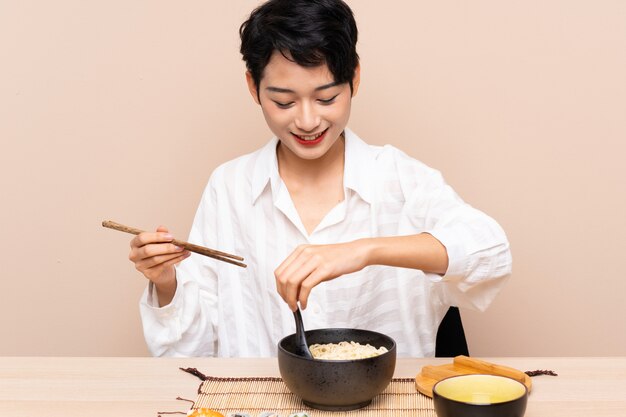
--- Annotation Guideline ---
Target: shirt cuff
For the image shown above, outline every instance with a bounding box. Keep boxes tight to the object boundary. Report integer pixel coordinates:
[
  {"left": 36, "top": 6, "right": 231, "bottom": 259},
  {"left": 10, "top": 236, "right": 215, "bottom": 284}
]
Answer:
[
  {"left": 142, "top": 278, "right": 182, "bottom": 319},
  {"left": 425, "top": 229, "right": 468, "bottom": 280}
]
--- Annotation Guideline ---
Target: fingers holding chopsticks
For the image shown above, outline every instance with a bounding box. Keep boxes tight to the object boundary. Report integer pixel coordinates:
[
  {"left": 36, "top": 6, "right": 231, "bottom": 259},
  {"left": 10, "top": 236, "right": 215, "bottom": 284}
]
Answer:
[
  {"left": 104, "top": 220, "right": 246, "bottom": 268},
  {"left": 103, "top": 219, "right": 246, "bottom": 306},
  {"left": 129, "top": 225, "right": 191, "bottom": 289}
]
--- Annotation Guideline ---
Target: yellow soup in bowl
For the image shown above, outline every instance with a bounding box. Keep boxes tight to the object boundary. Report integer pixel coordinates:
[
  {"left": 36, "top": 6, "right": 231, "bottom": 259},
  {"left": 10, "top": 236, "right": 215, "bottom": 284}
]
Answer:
[{"left": 435, "top": 374, "right": 526, "bottom": 404}]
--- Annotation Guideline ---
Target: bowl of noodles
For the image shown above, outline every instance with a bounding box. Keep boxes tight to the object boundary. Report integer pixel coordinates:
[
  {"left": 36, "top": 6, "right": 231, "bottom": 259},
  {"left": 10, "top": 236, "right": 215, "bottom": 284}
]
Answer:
[{"left": 277, "top": 328, "right": 396, "bottom": 411}]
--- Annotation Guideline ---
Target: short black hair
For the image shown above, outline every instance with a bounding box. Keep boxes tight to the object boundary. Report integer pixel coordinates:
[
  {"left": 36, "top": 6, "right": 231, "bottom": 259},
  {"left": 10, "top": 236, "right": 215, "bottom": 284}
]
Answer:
[{"left": 239, "top": 0, "right": 359, "bottom": 92}]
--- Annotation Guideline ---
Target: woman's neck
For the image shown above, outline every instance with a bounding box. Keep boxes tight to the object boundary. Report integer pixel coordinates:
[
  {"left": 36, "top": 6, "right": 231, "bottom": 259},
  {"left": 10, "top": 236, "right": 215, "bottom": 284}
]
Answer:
[{"left": 277, "top": 134, "right": 345, "bottom": 186}]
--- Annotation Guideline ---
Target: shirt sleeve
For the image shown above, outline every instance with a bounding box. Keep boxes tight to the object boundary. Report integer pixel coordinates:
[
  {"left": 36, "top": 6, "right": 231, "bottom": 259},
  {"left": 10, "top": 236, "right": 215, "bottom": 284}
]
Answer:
[
  {"left": 399, "top": 153, "right": 512, "bottom": 312},
  {"left": 139, "top": 178, "right": 220, "bottom": 357}
]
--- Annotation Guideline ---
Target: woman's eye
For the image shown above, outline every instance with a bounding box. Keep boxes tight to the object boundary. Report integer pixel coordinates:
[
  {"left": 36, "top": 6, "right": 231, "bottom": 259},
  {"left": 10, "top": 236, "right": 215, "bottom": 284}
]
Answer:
[
  {"left": 318, "top": 94, "right": 339, "bottom": 105},
  {"left": 273, "top": 101, "right": 294, "bottom": 109}
]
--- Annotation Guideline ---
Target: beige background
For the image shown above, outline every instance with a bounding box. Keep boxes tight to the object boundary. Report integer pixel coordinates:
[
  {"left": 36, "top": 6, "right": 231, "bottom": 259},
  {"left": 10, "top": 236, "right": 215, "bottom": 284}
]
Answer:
[{"left": 1, "top": 0, "right": 624, "bottom": 357}]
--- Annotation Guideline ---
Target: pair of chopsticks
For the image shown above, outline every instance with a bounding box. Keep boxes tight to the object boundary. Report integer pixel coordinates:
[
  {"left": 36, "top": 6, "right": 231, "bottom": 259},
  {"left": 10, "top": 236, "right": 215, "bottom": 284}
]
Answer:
[{"left": 102, "top": 220, "right": 247, "bottom": 268}]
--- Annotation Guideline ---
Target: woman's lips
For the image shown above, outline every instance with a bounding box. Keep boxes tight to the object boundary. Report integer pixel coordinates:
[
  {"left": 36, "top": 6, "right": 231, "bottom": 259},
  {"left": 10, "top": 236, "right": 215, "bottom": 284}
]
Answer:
[{"left": 292, "top": 128, "right": 328, "bottom": 146}]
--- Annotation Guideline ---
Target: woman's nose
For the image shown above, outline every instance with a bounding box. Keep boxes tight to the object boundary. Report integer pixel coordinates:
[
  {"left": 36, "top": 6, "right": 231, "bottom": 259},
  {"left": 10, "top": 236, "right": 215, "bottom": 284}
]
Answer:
[{"left": 294, "top": 102, "right": 321, "bottom": 132}]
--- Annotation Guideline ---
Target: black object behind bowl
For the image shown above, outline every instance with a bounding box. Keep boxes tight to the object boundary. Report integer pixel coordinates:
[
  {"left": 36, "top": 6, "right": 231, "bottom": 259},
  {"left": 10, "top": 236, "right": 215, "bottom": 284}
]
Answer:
[{"left": 278, "top": 328, "right": 396, "bottom": 411}]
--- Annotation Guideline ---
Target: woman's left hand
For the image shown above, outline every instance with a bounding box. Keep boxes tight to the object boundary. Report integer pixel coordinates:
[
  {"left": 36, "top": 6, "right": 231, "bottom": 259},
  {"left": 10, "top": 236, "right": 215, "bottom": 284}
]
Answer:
[{"left": 274, "top": 240, "right": 370, "bottom": 311}]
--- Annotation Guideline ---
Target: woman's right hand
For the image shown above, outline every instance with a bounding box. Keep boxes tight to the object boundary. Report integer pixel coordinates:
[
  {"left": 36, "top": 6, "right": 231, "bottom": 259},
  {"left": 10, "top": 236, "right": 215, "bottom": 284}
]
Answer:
[{"left": 128, "top": 225, "right": 190, "bottom": 305}]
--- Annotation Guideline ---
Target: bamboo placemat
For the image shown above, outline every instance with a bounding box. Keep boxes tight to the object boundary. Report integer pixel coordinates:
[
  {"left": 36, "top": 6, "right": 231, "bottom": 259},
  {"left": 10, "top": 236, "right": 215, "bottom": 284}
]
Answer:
[{"left": 193, "top": 376, "right": 435, "bottom": 417}]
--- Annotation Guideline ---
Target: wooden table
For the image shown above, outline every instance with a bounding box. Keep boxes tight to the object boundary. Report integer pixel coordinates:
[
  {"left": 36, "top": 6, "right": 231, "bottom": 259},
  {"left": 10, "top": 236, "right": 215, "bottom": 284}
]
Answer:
[{"left": 1, "top": 357, "right": 625, "bottom": 416}]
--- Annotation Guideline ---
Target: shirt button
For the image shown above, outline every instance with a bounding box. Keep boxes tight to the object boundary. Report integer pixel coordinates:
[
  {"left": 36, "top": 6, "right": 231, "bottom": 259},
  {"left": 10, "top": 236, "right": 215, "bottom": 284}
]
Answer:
[{"left": 312, "top": 304, "right": 321, "bottom": 314}]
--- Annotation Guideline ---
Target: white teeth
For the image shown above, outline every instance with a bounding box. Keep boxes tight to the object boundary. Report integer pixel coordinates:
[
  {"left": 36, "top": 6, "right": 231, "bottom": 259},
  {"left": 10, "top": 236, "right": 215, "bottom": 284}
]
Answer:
[{"left": 297, "top": 131, "right": 325, "bottom": 141}]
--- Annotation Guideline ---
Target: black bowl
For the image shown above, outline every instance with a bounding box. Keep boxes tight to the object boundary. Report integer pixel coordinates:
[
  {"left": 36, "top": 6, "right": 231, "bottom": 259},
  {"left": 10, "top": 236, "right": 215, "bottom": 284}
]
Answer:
[
  {"left": 433, "top": 374, "right": 528, "bottom": 417},
  {"left": 277, "top": 328, "right": 396, "bottom": 411}
]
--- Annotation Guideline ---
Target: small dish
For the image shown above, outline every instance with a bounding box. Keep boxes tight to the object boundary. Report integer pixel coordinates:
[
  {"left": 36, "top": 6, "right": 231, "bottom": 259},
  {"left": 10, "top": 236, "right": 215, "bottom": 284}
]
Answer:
[{"left": 432, "top": 374, "right": 528, "bottom": 417}]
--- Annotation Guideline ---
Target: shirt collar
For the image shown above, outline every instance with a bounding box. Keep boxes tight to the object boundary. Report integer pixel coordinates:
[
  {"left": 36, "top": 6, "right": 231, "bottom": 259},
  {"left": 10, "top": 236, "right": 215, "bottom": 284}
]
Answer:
[
  {"left": 343, "top": 128, "right": 375, "bottom": 204},
  {"left": 251, "top": 137, "right": 280, "bottom": 204},
  {"left": 250, "top": 128, "right": 376, "bottom": 205}
]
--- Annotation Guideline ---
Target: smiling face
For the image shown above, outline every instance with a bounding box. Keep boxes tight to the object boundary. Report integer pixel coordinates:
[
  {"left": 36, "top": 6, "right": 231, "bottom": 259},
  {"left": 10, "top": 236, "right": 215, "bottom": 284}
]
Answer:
[{"left": 247, "top": 50, "right": 360, "bottom": 163}]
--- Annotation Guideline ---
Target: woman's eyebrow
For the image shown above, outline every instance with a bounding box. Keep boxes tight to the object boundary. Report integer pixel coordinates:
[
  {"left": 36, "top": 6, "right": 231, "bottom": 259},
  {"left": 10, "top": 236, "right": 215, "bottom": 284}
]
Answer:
[
  {"left": 314, "top": 81, "right": 341, "bottom": 91},
  {"left": 265, "top": 86, "right": 294, "bottom": 94},
  {"left": 265, "top": 81, "right": 341, "bottom": 94}
]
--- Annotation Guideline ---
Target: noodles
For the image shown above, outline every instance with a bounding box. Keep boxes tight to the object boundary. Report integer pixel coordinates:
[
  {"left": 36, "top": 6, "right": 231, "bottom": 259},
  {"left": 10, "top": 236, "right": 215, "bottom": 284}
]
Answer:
[{"left": 309, "top": 341, "right": 388, "bottom": 360}]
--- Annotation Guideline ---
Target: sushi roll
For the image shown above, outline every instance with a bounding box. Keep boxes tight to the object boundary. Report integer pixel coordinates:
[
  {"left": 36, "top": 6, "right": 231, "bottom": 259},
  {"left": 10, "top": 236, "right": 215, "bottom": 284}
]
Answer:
[{"left": 187, "top": 409, "right": 225, "bottom": 417}]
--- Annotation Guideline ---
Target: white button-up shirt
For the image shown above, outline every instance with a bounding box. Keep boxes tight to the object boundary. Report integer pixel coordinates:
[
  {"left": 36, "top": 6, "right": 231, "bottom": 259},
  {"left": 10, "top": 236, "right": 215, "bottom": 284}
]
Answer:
[{"left": 140, "top": 129, "right": 512, "bottom": 357}]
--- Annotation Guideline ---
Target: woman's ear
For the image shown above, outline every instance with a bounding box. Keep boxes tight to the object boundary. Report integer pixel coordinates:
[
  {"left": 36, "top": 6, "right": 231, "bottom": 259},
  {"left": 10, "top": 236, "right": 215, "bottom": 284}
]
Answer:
[
  {"left": 245, "top": 71, "right": 261, "bottom": 105},
  {"left": 351, "top": 64, "right": 361, "bottom": 97}
]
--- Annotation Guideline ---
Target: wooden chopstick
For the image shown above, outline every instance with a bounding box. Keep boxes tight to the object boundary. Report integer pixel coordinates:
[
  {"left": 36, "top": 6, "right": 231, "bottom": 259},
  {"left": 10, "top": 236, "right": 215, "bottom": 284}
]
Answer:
[{"left": 102, "top": 220, "right": 247, "bottom": 268}]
